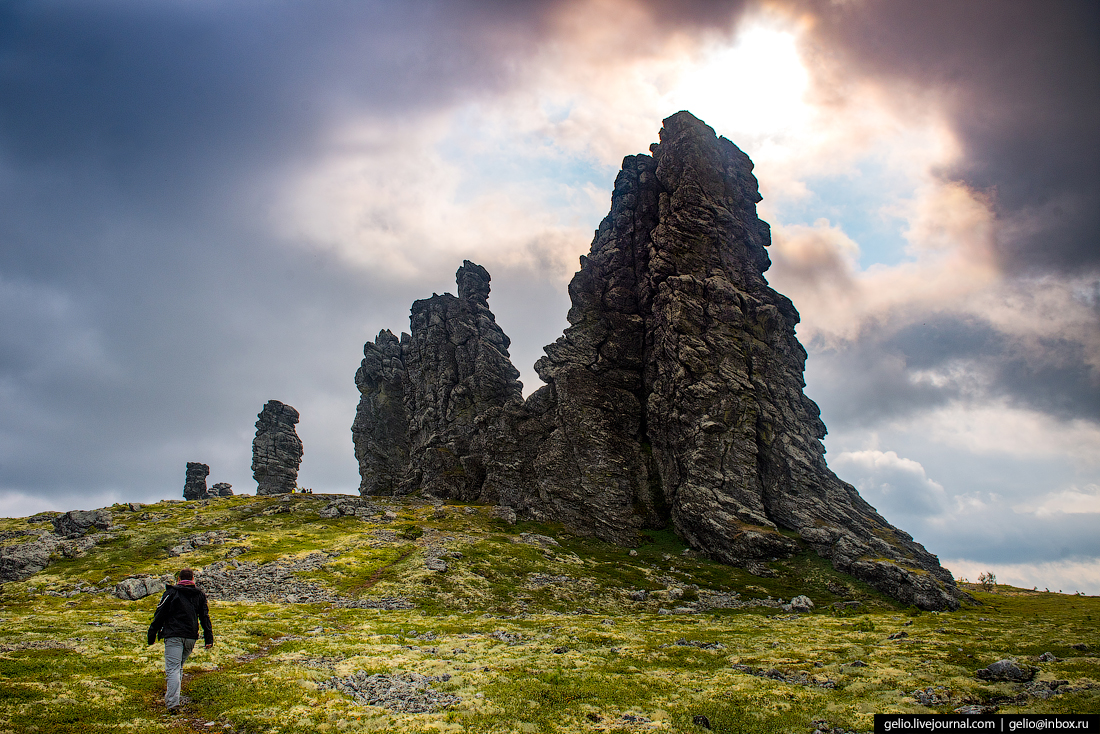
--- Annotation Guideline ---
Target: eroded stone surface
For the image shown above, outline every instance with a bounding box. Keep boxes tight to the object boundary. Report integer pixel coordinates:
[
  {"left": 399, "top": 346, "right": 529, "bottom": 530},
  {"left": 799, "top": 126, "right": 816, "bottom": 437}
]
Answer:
[
  {"left": 184, "top": 462, "right": 210, "bottom": 500},
  {"left": 253, "top": 400, "right": 303, "bottom": 495},
  {"left": 350, "top": 112, "right": 964, "bottom": 610}
]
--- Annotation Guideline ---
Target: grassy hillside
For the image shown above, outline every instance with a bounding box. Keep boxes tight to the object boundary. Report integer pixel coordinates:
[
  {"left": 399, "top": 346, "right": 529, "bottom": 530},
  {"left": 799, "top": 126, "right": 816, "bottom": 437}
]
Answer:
[{"left": 1, "top": 494, "right": 1097, "bottom": 733}]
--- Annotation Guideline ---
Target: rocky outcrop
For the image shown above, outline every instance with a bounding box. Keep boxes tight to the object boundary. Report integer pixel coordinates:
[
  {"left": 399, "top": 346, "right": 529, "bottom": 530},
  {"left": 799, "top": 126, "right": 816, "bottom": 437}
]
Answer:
[
  {"left": 353, "top": 330, "right": 410, "bottom": 495},
  {"left": 209, "top": 482, "right": 234, "bottom": 498},
  {"left": 51, "top": 509, "right": 112, "bottom": 538},
  {"left": 0, "top": 534, "right": 60, "bottom": 582},
  {"left": 184, "top": 462, "right": 210, "bottom": 500},
  {"left": 351, "top": 112, "right": 964, "bottom": 610},
  {"left": 252, "top": 400, "right": 303, "bottom": 495},
  {"left": 352, "top": 261, "right": 525, "bottom": 501}
]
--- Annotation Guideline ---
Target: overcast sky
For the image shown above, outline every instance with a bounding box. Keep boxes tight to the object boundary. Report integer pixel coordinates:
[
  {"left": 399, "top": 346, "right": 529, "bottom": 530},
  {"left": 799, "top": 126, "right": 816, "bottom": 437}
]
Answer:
[{"left": 2, "top": 0, "right": 1097, "bottom": 593}]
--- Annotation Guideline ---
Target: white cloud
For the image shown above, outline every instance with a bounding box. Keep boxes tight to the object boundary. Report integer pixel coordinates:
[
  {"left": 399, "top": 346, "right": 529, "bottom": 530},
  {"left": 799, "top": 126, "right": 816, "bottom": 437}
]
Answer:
[
  {"left": 1013, "top": 484, "right": 1100, "bottom": 517},
  {"left": 897, "top": 402, "right": 1100, "bottom": 468},
  {"left": 832, "top": 449, "right": 948, "bottom": 518},
  {"left": 943, "top": 557, "right": 1100, "bottom": 597}
]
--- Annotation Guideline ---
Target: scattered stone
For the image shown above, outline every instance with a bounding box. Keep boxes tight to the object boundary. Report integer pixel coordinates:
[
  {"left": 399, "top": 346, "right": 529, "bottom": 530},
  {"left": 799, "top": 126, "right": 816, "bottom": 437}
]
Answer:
[
  {"left": 628, "top": 549, "right": 638, "bottom": 556},
  {"left": 552, "top": 647, "right": 569, "bottom": 654},
  {"left": 488, "top": 630, "right": 523, "bottom": 645},
  {"left": 526, "top": 573, "right": 574, "bottom": 588},
  {"left": 518, "top": 533, "right": 559, "bottom": 549},
  {"left": 811, "top": 719, "right": 868, "bottom": 734},
  {"left": 424, "top": 557, "right": 447, "bottom": 572},
  {"left": 732, "top": 663, "right": 836, "bottom": 689},
  {"left": 1071, "top": 643, "right": 1090, "bottom": 651},
  {"left": 848, "top": 660, "right": 868, "bottom": 668},
  {"left": 195, "top": 555, "right": 412, "bottom": 609},
  {"left": 490, "top": 506, "right": 517, "bottom": 524},
  {"left": 318, "top": 671, "right": 458, "bottom": 713},
  {"left": 790, "top": 595, "right": 815, "bottom": 613},
  {"left": 184, "top": 462, "right": 210, "bottom": 500},
  {"left": 692, "top": 714, "right": 712, "bottom": 729},
  {"left": 252, "top": 400, "right": 303, "bottom": 495},
  {"left": 954, "top": 705, "right": 998, "bottom": 715},
  {"left": 674, "top": 638, "right": 725, "bottom": 651},
  {"left": 51, "top": 509, "right": 113, "bottom": 538},
  {"left": 1023, "top": 680, "right": 1069, "bottom": 700},
  {"left": 887, "top": 631, "right": 909, "bottom": 640},
  {"left": 1038, "top": 652, "right": 1057, "bottom": 662},
  {"left": 114, "top": 576, "right": 168, "bottom": 601},
  {"left": 58, "top": 536, "right": 98, "bottom": 558},
  {"left": 26, "top": 512, "right": 60, "bottom": 524},
  {"left": 909, "top": 686, "right": 953, "bottom": 707},
  {"left": 168, "top": 531, "right": 233, "bottom": 557},
  {"left": 318, "top": 497, "right": 379, "bottom": 520},
  {"left": 628, "top": 590, "right": 648, "bottom": 601},
  {"left": 975, "top": 659, "right": 1037, "bottom": 683}
]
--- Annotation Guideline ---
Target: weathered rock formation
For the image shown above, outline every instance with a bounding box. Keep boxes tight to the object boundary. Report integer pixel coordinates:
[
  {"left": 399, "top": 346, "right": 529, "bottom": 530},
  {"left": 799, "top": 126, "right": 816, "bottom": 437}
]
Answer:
[
  {"left": 252, "top": 400, "right": 303, "bottom": 495},
  {"left": 353, "top": 261, "right": 524, "bottom": 500},
  {"left": 51, "top": 509, "right": 113, "bottom": 538},
  {"left": 184, "top": 462, "right": 210, "bottom": 500},
  {"left": 209, "top": 482, "right": 234, "bottom": 498},
  {"left": 351, "top": 112, "right": 964, "bottom": 610}
]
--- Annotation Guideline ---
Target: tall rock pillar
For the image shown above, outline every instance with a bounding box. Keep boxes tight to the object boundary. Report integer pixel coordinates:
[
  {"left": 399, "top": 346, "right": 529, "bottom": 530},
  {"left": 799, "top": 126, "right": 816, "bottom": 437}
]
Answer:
[
  {"left": 183, "top": 462, "right": 210, "bottom": 501},
  {"left": 252, "top": 400, "right": 303, "bottom": 495}
]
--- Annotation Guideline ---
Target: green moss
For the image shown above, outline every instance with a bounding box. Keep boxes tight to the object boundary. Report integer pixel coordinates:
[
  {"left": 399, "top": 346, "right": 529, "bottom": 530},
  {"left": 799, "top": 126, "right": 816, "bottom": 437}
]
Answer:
[{"left": 1, "top": 495, "right": 1097, "bottom": 733}]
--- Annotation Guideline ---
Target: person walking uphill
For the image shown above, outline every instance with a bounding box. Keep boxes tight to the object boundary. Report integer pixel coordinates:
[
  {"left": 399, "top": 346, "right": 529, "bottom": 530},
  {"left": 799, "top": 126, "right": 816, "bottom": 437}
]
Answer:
[{"left": 147, "top": 568, "right": 214, "bottom": 713}]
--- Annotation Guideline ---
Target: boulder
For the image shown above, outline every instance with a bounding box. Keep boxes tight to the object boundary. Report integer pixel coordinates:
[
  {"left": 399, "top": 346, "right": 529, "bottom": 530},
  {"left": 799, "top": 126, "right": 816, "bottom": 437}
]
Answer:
[
  {"left": 51, "top": 509, "right": 112, "bottom": 538},
  {"left": 114, "top": 576, "right": 167, "bottom": 601},
  {"left": 790, "top": 595, "right": 815, "bottom": 613},
  {"left": 975, "top": 659, "right": 1037, "bottom": 682},
  {"left": 0, "top": 534, "right": 60, "bottom": 582}
]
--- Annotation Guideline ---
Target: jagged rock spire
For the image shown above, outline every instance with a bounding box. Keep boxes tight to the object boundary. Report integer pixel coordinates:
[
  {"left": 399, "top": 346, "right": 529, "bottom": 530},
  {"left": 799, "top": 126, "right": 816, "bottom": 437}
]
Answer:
[{"left": 351, "top": 112, "right": 965, "bottom": 610}]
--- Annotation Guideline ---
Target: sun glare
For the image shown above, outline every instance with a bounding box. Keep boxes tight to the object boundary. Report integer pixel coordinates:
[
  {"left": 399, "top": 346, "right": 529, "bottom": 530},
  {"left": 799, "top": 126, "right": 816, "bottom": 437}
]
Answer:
[{"left": 670, "top": 25, "right": 810, "bottom": 138}]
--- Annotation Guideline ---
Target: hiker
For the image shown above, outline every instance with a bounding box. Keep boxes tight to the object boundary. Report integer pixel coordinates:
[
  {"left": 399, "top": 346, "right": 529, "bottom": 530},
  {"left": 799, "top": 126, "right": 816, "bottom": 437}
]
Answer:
[{"left": 147, "top": 568, "right": 214, "bottom": 713}]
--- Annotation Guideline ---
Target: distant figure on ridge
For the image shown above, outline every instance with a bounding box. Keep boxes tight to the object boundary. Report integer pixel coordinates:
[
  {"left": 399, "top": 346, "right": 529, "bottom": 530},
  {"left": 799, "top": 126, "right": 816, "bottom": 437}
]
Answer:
[{"left": 252, "top": 400, "right": 303, "bottom": 495}]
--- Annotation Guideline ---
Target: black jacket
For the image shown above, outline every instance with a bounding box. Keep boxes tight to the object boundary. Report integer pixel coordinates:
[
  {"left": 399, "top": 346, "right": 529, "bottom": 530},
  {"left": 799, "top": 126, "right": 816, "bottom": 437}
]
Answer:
[{"left": 147, "top": 583, "right": 213, "bottom": 646}]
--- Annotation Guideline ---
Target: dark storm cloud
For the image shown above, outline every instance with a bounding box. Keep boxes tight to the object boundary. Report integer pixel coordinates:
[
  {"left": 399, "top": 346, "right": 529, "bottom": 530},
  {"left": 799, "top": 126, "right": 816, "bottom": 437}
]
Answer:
[
  {"left": 799, "top": 0, "right": 1100, "bottom": 275},
  {"left": 806, "top": 312, "right": 1100, "bottom": 432},
  {"left": 0, "top": 0, "right": 573, "bottom": 506}
]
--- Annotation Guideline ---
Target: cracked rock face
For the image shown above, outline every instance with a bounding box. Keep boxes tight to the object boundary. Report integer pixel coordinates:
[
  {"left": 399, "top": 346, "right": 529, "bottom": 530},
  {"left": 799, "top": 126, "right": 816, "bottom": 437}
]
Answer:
[
  {"left": 351, "top": 112, "right": 964, "bottom": 610},
  {"left": 184, "top": 462, "right": 210, "bottom": 500},
  {"left": 352, "top": 261, "right": 524, "bottom": 501},
  {"left": 252, "top": 400, "right": 303, "bottom": 495}
]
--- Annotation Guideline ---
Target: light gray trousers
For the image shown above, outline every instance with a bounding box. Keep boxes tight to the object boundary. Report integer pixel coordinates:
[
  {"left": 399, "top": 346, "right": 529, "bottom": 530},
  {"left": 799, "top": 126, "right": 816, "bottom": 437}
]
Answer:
[{"left": 163, "top": 636, "right": 197, "bottom": 708}]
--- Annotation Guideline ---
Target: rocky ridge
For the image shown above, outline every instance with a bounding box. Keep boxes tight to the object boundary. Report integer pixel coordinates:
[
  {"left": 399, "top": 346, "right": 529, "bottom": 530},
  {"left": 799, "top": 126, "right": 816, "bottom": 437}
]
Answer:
[{"left": 352, "top": 113, "right": 961, "bottom": 610}]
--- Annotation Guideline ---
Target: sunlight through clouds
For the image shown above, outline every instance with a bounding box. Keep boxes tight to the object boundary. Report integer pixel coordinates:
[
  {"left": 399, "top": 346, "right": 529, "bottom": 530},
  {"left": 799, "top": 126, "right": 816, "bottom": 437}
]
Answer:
[{"left": 670, "top": 25, "right": 810, "bottom": 138}]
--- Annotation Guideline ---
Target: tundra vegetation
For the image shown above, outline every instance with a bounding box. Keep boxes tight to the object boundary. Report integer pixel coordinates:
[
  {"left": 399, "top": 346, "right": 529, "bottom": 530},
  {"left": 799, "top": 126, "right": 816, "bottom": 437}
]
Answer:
[{"left": 1, "top": 494, "right": 1096, "bottom": 733}]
